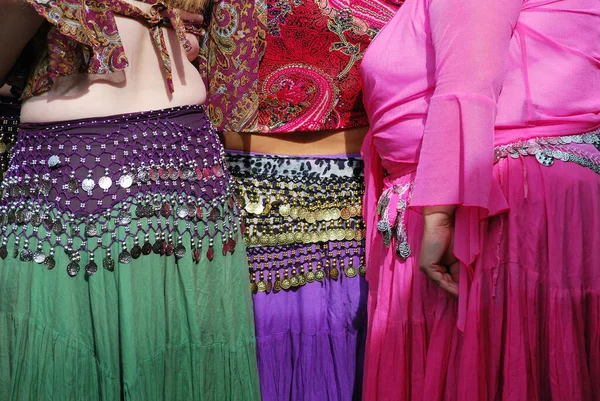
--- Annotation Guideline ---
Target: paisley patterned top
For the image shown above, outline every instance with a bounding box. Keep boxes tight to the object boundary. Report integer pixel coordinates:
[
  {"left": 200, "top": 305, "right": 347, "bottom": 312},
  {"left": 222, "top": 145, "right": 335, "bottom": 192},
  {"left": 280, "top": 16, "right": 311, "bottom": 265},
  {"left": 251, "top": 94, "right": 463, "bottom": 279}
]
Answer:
[
  {"left": 202, "top": 0, "right": 402, "bottom": 133},
  {"left": 15, "top": 0, "right": 202, "bottom": 99}
]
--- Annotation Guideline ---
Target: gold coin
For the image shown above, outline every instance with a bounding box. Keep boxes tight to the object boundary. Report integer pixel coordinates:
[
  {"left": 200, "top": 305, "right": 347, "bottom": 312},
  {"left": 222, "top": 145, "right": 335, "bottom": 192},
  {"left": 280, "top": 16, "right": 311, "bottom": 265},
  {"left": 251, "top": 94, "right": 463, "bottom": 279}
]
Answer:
[
  {"left": 290, "top": 275, "right": 299, "bottom": 287},
  {"left": 0, "top": 142, "right": 6, "bottom": 154},
  {"left": 354, "top": 230, "right": 363, "bottom": 241},
  {"left": 281, "top": 278, "right": 292, "bottom": 290},
  {"left": 336, "top": 229, "right": 345, "bottom": 241},
  {"left": 257, "top": 280, "right": 267, "bottom": 292},
  {"left": 286, "top": 232, "right": 295, "bottom": 243},
  {"left": 340, "top": 207, "right": 351, "bottom": 220},
  {"left": 315, "top": 209, "right": 324, "bottom": 221},
  {"left": 302, "top": 232, "right": 311, "bottom": 244},
  {"left": 331, "top": 208, "right": 341, "bottom": 220},
  {"left": 298, "top": 208, "right": 307, "bottom": 220},
  {"left": 294, "top": 232, "right": 303, "bottom": 242},
  {"left": 358, "top": 265, "right": 366, "bottom": 276},
  {"left": 346, "top": 266, "right": 357, "bottom": 278},
  {"left": 330, "top": 267, "right": 339, "bottom": 280},
  {"left": 306, "top": 212, "right": 316, "bottom": 224},
  {"left": 290, "top": 207, "right": 299, "bottom": 219},
  {"left": 345, "top": 229, "right": 355, "bottom": 241},
  {"left": 274, "top": 280, "right": 282, "bottom": 292},
  {"left": 319, "top": 231, "right": 328, "bottom": 242},
  {"left": 268, "top": 235, "right": 277, "bottom": 246},
  {"left": 306, "top": 271, "right": 316, "bottom": 283},
  {"left": 328, "top": 230, "right": 337, "bottom": 242},
  {"left": 298, "top": 274, "right": 306, "bottom": 286},
  {"left": 279, "top": 204, "right": 291, "bottom": 217},
  {"left": 315, "top": 269, "right": 326, "bottom": 281},
  {"left": 250, "top": 235, "right": 260, "bottom": 246},
  {"left": 244, "top": 203, "right": 256, "bottom": 214},
  {"left": 266, "top": 281, "right": 273, "bottom": 293},
  {"left": 277, "top": 233, "right": 287, "bottom": 244},
  {"left": 250, "top": 281, "right": 258, "bottom": 293},
  {"left": 310, "top": 232, "right": 319, "bottom": 243}
]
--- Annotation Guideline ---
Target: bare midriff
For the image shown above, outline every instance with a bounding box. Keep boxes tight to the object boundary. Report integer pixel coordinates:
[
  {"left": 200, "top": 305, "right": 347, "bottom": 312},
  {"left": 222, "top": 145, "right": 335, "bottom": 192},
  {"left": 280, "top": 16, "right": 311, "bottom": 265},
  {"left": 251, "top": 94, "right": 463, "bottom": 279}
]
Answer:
[
  {"left": 223, "top": 125, "right": 369, "bottom": 156},
  {"left": 20, "top": 1, "right": 206, "bottom": 123}
]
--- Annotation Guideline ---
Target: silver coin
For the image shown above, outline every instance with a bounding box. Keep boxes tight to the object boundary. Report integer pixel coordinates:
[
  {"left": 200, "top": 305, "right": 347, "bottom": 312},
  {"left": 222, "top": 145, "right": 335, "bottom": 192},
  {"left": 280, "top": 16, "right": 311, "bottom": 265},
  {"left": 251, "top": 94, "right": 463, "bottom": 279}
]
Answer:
[
  {"left": 85, "top": 224, "right": 98, "bottom": 237},
  {"left": 67, "top": 261, "right": 80, "bottom": 277},
  {"left": 20, "top": 249, "right": 33, "bottom": 262},
  {"left": 103, "top": 257, "right": 115, "bottom": 271},
  {"left": 119, "top": 174, "right": 133, "bottom": 189},
  {"left": 44, "top": 256, "right": 56, "bottom": 270},
  {"left": 99, "top": 176, "right": 113, "bottom": 190},
  {"left": 82, "top": 178, "right": 96, "bottom": 192},
  {"left": 174, "top": 245, "right": 187, "bottom": 259},
  {"left": 396, "top": 241, "right": 412, "bottom": 260},
  {"left": 119, "top": 250, "right": 132, "bottom": 264},
  {"left": 137, "top": 169, "right": 149, "bottom": 182},
  {"left": 176, "top": 205, "right": 189, "bottom": 218},
  {"left": 85, "top": 261, "right": 98, "bottom": 275},
  {"left": 33, "top": 251, "right": 46, "bottom": 264},
  {"left": 118, "top": 211, "right": 132, "bottom": 225},
  {"left": 47, "top": 155, "right": 60, "bottom": 168}
]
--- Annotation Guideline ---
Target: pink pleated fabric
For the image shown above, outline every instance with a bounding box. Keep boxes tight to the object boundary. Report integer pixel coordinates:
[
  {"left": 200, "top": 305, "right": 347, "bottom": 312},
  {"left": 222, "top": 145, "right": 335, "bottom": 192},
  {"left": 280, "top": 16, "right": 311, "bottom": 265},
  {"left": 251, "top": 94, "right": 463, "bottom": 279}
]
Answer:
[
  {"left": 360, "top": 0, "right": 600, "bottom": 399},
  {"left": 362, "top": 151, "right": 600, "bottom": 401}
]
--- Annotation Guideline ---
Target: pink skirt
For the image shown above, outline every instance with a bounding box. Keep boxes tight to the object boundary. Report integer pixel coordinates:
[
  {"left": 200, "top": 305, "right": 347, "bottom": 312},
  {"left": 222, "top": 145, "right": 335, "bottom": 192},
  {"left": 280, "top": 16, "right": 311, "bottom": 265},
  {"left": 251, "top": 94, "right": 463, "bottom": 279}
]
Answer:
[{"left": 363, "top": 143, "right": 600, "bottom": 401}]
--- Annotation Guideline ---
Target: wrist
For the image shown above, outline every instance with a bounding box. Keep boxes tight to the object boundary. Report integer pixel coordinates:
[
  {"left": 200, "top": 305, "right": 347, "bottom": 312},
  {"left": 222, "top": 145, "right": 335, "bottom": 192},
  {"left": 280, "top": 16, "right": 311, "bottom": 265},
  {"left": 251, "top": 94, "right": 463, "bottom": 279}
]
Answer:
[{"left": 422, "top": 205, "right": 457, "bottom": 217}]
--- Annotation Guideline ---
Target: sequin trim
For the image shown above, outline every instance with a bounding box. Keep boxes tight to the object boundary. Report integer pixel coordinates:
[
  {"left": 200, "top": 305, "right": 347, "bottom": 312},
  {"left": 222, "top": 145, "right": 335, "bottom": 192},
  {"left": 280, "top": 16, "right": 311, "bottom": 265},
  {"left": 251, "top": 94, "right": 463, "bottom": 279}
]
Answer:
[{"left": 494, "top": 129, "right": 600, "bottom": 173}]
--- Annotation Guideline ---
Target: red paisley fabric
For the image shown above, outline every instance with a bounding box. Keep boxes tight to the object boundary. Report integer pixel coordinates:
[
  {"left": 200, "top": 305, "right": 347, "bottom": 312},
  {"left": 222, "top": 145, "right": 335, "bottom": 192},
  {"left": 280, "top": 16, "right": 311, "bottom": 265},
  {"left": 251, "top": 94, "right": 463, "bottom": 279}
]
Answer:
[{"left": 257, "top": 0, "right": 402, "bottom": 133}]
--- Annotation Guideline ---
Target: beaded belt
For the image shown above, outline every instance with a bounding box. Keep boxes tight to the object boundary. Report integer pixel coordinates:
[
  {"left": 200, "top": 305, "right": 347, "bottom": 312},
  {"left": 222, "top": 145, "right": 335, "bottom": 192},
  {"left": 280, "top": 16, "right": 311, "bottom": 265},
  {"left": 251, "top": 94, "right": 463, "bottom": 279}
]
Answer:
[
  {"left": 376, "top": 129, "right": 600, "bottom": 255},
  {"left": 227, "top": 153, "right": 366, "bottom": 294},
  {"left": 0, "top": 106, "right": 240, "bottom": 276}
]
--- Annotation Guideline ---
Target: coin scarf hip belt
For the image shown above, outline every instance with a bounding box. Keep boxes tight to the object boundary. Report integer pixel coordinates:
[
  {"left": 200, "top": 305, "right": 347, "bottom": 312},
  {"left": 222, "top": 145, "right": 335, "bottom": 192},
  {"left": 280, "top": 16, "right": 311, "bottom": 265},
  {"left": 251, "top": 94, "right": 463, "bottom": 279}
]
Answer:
[
  {"left": 229, "top": 155, "right": 367, "bottom": 294},
  {"left": 375, "top": 129, "right": 600, "bottom": 260},
  {"left": 0, "top": 106, "right": 240, "bottom": 276}
]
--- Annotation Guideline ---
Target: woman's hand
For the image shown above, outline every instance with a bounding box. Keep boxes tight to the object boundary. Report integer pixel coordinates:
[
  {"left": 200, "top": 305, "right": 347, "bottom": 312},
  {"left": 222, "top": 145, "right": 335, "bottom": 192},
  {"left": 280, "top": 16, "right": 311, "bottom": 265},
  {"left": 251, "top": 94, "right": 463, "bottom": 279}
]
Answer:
[{"left": 419, "top": 205, "right": 459, "bottom": 296}]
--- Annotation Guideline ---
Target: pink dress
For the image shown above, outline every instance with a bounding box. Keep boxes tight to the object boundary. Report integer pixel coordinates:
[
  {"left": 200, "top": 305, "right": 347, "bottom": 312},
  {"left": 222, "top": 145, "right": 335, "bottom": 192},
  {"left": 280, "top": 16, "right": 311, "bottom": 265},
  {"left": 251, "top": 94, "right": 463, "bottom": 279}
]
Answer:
[{"left": 360, "top": 0, "right": 600, "bottom": 399}]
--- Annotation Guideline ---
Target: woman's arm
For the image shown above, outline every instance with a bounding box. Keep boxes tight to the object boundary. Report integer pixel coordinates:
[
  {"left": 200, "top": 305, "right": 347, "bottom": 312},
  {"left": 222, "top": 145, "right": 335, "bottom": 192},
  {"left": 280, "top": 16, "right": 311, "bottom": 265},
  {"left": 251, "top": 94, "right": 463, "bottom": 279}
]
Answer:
[
  {"left": 412, "top": 0, "right": 522, "bottom": 292},
  {"left": 0, "top": 1, "right": 43, "bottom": 84}
]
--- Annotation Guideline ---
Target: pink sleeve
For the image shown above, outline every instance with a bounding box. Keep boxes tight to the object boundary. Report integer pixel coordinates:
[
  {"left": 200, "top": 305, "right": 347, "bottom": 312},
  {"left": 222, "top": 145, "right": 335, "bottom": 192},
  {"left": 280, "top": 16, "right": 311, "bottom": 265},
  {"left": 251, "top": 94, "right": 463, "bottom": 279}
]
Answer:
[
  {"left": 411, "top": 0, "right": 521, "bottom": 216},
  {"left": 410, "top": 0, "right": 522, "bottom": 331}
]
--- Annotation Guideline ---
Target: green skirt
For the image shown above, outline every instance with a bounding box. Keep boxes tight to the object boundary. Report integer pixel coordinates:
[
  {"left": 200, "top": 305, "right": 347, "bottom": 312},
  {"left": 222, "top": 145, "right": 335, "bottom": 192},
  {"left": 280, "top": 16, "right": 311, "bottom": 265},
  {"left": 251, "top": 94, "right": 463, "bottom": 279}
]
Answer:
[
  {"left": 0, "top": 217, "right": 260, "bottom": 401},
  {"left": 0, "top": 107, "right": 260, "bottom": 401}
]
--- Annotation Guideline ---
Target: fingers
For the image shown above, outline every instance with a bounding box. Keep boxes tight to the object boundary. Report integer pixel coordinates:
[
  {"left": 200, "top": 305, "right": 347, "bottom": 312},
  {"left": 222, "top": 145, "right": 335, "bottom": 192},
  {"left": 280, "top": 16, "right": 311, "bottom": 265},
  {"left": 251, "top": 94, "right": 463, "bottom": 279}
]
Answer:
[
  {"left": 176, "top": 9, "right": 205, "bottom": 24},
  {"left": 419, "top": 209, "right": 459, "bottom": 297}
]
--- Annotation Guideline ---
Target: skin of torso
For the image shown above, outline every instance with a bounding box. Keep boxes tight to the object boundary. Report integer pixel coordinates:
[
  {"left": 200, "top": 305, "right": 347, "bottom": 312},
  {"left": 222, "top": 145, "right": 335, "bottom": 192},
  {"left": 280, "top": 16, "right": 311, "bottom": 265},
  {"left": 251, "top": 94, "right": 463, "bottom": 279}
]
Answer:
[
  {"left": 222, "top": 126, "right": 368, "bottom": 156},
  {"left": 20, "top": 0, "right": 206, "bottom": 123}
]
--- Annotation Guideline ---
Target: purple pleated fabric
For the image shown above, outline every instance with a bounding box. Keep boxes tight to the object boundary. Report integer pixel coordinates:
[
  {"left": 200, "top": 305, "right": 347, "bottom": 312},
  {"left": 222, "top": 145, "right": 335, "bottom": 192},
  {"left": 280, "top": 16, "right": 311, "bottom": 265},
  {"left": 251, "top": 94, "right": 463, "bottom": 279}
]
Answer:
[{"left": 227, "top": 152, "right": 368, "bottom": 401}]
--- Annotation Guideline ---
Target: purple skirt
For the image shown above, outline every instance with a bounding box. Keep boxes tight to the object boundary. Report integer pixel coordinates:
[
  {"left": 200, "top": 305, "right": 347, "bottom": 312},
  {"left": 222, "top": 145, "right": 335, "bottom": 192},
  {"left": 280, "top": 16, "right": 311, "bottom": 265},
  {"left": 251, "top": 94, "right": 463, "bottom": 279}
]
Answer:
[{"left": 227, "top": 152, "right": 368, "bottom": 401}]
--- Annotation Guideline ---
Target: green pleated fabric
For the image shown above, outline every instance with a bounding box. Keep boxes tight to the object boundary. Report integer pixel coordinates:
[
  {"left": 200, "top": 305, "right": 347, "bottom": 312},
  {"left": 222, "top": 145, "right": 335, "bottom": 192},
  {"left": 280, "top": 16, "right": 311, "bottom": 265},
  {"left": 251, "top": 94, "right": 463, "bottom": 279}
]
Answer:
[{"left": 0, "top": 217, "right": 260, "bottom": 401}]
